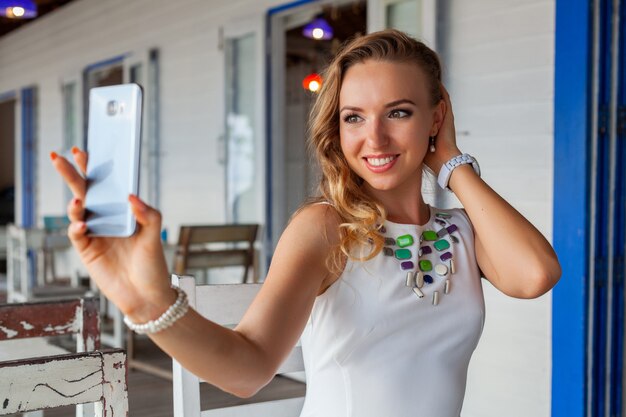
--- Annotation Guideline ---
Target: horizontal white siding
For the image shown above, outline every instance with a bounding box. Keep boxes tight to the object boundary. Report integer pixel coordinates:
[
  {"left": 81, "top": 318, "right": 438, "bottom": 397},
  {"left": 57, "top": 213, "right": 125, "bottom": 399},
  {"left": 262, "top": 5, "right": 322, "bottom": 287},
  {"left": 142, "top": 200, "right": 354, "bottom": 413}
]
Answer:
[
  {"left": 0, "top": 0, "right": 284, "bottom": 235},
  {"left": 437, "top": 1, "right": 555, "bottom": 416}
]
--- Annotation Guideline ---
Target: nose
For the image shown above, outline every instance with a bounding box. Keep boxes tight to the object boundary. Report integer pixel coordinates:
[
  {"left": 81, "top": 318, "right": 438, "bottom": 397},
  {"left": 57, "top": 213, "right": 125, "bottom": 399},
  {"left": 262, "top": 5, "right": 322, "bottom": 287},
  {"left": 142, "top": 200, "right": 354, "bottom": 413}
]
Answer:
[{"left": 365, "top": 117, "right": 389, "bottom": 149}]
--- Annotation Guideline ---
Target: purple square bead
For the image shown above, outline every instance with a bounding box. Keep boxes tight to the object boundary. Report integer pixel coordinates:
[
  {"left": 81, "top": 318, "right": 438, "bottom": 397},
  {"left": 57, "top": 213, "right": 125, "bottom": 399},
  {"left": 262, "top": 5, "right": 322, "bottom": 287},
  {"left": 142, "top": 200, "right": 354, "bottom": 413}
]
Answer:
[
  {"left": 447, "top": 224, "right": 458, "bottom": 234},
  {"left": 440, "top": 252, "right": 453, "bottom": 261},
  {"left": 400, "top": 261, "right": 414, "bottom": 270},
  {"left": 420, "top": 245, "right": 432, "bottom": 255}
]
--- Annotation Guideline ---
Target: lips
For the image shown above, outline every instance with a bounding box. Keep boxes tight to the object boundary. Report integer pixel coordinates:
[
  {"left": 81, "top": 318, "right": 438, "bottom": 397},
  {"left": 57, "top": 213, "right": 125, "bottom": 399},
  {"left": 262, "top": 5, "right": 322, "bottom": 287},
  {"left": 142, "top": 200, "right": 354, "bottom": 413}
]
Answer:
[{"left": 363, "top": 154, "right": 399, "bottom": 173}]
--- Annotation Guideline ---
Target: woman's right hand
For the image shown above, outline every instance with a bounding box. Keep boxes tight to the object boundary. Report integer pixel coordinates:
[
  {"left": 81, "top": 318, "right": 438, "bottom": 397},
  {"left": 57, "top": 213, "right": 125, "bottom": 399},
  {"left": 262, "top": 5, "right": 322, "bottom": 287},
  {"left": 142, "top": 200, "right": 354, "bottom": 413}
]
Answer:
[{"left": 51, "top": 147, "right": 175, "bottom": 323}]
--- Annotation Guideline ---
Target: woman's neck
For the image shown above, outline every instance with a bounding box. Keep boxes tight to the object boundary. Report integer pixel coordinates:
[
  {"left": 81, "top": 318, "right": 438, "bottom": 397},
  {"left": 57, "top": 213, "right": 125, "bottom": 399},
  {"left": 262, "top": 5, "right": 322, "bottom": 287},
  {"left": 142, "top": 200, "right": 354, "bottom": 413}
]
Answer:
[{"left": 364, "top": 185, "right": 430, "bottom": 225}]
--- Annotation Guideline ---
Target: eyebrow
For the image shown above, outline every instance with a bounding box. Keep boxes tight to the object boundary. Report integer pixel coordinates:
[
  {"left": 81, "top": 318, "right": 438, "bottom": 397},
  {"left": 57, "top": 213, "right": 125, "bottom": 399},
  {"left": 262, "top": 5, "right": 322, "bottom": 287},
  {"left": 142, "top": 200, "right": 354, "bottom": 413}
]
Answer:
[{"left": 339, "top": 99, "right": 416, "bottom": 113}]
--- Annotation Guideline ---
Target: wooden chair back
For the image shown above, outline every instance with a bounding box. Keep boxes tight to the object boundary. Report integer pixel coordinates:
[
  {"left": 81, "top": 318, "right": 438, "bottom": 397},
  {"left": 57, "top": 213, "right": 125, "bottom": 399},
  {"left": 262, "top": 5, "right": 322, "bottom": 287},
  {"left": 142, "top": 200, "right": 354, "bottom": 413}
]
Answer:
[
  {"left": 0, "top": 349, "right": 128, "bottom": 416},
  {"left": 0, "top": 297, "right": 100, "bottom": 352},
  {"left": 0, "top": 298, "right": 103, "bottom": 417},
  {"left": 172, "top": 275, "right": 305, "bottom": 417},
  {"left": 173, "top": 224, "right": 259, "bottom": 283}
]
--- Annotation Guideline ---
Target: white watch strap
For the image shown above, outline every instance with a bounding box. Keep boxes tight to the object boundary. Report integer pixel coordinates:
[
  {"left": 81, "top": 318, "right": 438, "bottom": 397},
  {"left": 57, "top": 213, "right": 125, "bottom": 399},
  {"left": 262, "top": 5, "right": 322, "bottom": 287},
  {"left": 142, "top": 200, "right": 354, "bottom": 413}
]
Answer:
[{"left": 437, "top": 154, "right": 480, "bottom": 190}]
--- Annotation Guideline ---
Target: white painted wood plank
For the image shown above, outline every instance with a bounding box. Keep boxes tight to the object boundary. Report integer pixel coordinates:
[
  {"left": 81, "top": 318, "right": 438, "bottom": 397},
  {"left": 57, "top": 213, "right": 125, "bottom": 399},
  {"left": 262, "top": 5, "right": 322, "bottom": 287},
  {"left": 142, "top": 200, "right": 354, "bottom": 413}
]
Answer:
[
  {"left": 193, "top": 283, "right": 262, "bottom": 325},
  {"left": 0, "top": 354, "right": 103, "bottom": 413}
]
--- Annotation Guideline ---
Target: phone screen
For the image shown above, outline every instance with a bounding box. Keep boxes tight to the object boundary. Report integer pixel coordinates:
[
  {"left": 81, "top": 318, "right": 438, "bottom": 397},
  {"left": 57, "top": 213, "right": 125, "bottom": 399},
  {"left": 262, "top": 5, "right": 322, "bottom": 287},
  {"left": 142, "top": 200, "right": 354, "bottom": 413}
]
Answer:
[{"left": 85, "top": 84, "right": 142, "bottom": 237}]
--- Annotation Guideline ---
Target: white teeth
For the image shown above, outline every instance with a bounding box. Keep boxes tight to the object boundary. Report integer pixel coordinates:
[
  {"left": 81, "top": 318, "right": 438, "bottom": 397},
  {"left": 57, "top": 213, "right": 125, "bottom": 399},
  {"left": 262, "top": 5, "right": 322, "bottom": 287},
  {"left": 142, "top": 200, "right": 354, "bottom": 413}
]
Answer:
[{"left": 367, "top": 156, "right": 396, "bottom": 167}]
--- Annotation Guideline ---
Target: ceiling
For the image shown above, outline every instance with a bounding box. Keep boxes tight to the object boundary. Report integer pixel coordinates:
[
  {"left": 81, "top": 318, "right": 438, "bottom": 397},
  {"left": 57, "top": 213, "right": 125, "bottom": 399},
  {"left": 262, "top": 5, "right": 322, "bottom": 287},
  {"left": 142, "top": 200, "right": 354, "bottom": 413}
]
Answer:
[{"left": 0, "top": 0, "right": 76, "bottom": 38}]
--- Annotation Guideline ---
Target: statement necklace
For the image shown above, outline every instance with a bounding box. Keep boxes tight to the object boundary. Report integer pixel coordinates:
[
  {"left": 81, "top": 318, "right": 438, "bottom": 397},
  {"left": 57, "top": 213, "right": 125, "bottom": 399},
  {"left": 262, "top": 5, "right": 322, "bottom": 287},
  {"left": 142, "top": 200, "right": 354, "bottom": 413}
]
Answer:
[{"left": 382, "top": 212, "right": 459, "bottom": 306}]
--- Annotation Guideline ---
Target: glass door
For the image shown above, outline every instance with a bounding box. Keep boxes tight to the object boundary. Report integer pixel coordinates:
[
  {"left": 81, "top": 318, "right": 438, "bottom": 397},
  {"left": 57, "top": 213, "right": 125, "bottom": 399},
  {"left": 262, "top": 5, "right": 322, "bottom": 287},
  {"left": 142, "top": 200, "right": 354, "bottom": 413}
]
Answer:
[
  {"left": 367, "top": 0, "right": 437, "bottom": 47},
  {"left": 223, "top": 17, "right": 266, "bottom": 275},
  {"left": 124, "top": 50, "right": 160, "bottom": 209}
]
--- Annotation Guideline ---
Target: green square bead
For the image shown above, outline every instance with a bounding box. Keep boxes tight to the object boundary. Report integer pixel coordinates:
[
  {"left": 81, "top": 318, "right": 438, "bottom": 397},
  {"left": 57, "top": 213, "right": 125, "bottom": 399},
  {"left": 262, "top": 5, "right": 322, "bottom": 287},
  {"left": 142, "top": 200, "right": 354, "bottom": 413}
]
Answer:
[
  {"left": 394, "top": 249, "right": 412, "bottom": 260},
  {"left": 396, "top": 234, "right": 414, "bottom": 248},
  {"left": 419, "top": 260, "right": 433, "bottom": 271},
  {"left": 422, "top": 230, "right": 438, "bottom": 241},
  {"left": 434, "top": 239, "right": 450, "bottom": 251}
]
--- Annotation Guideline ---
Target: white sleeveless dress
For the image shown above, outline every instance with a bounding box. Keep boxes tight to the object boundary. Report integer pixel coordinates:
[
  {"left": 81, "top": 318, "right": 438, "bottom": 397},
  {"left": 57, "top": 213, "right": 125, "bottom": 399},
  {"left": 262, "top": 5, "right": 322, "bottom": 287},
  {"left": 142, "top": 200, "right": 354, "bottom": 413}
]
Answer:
[{"left": 299, "top": 206, "right": 485, "bottom": 417}]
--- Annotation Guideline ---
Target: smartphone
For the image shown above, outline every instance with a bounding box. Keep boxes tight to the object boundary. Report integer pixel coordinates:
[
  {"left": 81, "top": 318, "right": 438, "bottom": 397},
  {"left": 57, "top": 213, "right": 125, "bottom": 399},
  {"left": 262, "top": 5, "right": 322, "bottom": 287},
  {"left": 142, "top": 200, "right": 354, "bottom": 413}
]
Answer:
[{"left": 84, "top": 83, "right": 142, "bottom": 237}]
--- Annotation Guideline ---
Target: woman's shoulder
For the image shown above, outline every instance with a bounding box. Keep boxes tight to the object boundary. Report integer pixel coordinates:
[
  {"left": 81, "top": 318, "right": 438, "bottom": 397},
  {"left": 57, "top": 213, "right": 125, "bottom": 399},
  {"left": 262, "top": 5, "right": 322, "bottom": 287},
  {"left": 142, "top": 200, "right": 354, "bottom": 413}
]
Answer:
[{"left": 289, "top": 200, "right": 342, "bottom": 245}]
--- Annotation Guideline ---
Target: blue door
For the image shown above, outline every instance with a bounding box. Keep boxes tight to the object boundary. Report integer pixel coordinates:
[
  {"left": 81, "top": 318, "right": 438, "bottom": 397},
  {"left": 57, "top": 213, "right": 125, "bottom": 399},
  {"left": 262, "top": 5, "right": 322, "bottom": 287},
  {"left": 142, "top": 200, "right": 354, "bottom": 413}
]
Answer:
[{"left": 553, "top": 0, "right": 626, "bottom": 416}]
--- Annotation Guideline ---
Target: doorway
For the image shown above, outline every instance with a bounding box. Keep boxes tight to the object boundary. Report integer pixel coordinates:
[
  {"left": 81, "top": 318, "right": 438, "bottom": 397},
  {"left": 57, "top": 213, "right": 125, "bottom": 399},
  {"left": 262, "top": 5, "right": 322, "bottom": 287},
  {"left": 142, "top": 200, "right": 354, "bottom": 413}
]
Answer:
[
  {"left": 0, "top": 97, "right": 16, "bottom": 227},
  {"left": 267, "top": 0, "right": 367, "bottom": 252}
]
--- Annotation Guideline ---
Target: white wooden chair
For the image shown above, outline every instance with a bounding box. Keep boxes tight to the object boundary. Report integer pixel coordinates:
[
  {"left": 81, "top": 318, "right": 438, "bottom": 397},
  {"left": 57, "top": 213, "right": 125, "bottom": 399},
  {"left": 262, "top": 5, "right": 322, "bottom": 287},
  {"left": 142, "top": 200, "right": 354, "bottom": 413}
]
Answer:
[
  {"left": 127, "top": 224, "right": 261, "bottom": 378},
  {"left": 0, "top": 297, "right": 109, "bottom": 417},
  {"left": 0, "top": 349, "right": 128, "bottom": 416},
  {"left": 172, "top": 275, "right": 306, "bottom": 417},
  {"left": 6, "top": 224, "right": 88, "bottom": 303}
]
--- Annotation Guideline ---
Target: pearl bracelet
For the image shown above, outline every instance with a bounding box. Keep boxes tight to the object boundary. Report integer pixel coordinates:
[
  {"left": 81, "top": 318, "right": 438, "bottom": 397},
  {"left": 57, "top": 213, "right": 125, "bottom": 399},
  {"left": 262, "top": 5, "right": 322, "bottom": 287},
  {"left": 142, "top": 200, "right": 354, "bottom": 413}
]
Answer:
[{"left": 123, "top": 286, "right": 189, "bottom": 334}]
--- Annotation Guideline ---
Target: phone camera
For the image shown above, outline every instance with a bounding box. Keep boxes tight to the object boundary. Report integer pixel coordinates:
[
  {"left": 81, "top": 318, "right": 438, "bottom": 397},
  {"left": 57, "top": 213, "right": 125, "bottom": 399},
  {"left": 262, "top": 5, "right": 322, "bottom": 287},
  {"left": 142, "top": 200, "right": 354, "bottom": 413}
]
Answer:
[{"left": 107, "top": 100, "right": 118, "bottom": 116}]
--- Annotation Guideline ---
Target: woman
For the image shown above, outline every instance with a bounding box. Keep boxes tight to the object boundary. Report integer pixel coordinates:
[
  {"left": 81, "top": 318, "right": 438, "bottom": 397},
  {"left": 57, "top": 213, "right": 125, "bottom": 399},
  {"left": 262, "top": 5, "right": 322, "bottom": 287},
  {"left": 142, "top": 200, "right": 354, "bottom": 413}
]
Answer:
[{"left": 51, "top": 30, "right": 561, "bottom": 416}]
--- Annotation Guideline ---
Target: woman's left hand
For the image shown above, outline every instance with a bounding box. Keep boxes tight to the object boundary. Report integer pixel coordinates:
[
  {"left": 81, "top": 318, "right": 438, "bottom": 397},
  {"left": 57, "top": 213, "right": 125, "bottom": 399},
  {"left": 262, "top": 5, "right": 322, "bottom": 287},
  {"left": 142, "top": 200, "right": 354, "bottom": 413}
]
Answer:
[{"left": 423, "top": 83, "right": 462, "bottom": 175}]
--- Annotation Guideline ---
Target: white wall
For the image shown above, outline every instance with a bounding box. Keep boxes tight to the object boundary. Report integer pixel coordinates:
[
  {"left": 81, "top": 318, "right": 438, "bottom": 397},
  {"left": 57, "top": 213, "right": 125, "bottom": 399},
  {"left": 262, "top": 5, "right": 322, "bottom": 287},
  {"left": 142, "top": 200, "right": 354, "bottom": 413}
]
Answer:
[
  {"left": 0, "top": 0, "right": 284, "bottom": 236},
  {"left": 0, "top": 0, "right": 557, "bottom": 415},
  {"left": 437, "top": 1, "right": 556, "bottom": 416}
]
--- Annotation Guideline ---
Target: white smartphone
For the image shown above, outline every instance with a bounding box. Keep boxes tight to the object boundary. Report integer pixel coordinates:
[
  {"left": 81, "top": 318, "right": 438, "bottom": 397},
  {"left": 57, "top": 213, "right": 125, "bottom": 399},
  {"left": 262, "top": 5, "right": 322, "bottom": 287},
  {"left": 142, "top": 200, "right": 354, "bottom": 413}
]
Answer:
[{"left": 84, "top": 83, "right": 143, "bottom": 237}]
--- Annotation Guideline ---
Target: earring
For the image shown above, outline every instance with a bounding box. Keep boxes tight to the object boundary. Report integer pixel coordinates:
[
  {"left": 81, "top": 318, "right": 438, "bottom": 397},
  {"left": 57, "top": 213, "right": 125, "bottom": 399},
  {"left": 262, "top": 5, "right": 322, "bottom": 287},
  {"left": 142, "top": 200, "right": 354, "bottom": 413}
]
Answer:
[{"left": 429, "top": 136, "right": 436, "bottom": 153}]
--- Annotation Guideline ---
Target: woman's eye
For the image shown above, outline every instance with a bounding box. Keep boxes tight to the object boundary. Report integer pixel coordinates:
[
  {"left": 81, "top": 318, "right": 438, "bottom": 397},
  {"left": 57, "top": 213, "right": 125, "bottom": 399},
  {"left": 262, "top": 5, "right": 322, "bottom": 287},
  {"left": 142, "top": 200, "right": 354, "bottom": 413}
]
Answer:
[
  {"left": 389, "top": 109, "right": 411, "bottom": 119},
  {"left": 344, "top": 114, "right": 362, "bottom": 124}
]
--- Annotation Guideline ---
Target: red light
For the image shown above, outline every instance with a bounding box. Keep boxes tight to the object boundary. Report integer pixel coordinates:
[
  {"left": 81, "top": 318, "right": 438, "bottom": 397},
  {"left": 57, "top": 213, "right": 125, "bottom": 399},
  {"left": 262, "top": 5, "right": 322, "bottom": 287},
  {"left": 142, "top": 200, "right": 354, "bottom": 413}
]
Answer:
[{"left": 302, "top": 73, "right": 322, "bottom": 92}]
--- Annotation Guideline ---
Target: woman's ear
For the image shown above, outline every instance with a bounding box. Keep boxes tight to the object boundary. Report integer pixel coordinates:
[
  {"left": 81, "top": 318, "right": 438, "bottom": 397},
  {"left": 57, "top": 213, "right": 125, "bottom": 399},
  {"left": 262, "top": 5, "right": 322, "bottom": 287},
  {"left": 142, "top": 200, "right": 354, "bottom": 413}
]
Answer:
[{"left": 431, "top": 99, "right": 446, "bottom": 136}]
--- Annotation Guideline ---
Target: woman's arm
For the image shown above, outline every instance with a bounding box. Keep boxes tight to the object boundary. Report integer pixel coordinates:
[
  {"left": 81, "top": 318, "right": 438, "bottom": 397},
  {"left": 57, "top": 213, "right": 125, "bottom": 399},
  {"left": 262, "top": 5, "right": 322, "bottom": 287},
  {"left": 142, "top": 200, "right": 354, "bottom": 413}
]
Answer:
[
  {"left": 148, "top": 204, "right": 340, "bottom": 397},
  {"left": 426, "top": 87, "right": 561, "bottom": 299},
  {"left": 51, "top": 150, "right": 339, "bottom": 397},
  {"left": 448, "top": 165, "right": 561, "bottom": 298}
]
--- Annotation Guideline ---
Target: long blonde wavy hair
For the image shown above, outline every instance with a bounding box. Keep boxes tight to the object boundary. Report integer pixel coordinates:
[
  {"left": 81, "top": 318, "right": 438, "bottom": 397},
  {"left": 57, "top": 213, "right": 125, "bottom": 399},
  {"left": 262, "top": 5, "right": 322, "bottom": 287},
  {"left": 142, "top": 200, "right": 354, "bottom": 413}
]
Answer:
[{"left": 306, "top": 29, "right": 443, "bottom": 273}]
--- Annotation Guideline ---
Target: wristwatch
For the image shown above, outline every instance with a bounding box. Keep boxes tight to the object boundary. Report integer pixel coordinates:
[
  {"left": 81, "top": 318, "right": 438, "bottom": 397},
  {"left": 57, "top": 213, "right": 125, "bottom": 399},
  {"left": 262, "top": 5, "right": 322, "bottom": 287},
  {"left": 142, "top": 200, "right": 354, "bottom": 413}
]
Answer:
[{"left": 437, "top": 153, "right": 481, "bottom": 191}]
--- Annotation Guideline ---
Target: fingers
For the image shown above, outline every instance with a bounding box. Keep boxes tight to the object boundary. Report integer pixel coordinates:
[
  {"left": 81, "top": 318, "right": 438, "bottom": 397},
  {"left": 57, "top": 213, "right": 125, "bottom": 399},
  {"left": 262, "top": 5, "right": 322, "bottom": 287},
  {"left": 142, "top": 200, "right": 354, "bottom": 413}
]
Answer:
[
  {"left": 67, "top": 197, "right": 85, "bottom": 223},
  {"left": 129, "top": 194, "right": 162, "bottom": 237},
  {"left": 71, "top": 146, "right": 88, "bottom": 176},
  {"left": 50, "top": 151, "right": 86, "bottom": 199},
  {"left": 67, "top": 220, "right": 90, "bottom": 253}
]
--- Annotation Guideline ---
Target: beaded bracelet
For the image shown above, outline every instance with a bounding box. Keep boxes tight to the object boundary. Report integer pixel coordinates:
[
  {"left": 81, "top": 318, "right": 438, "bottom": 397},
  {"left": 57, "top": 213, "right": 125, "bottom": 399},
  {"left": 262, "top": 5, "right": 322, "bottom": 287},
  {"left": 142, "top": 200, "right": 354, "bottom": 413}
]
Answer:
[{"left": 123, "top": 286, "right": 189, "bottom": 334}]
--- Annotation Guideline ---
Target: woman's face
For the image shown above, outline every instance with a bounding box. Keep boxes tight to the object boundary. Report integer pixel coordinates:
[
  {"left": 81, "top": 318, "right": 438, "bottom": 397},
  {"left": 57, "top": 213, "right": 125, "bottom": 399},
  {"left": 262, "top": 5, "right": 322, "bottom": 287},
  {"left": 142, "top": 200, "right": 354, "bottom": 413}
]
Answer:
[{"left": 339, "top": 60, "right": 441, "bottom": 196}]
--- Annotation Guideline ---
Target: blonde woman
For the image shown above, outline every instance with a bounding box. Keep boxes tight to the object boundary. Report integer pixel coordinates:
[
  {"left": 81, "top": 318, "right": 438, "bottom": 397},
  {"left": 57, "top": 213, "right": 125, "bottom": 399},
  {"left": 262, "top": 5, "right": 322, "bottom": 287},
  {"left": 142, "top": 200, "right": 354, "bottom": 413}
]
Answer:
[{"left": 52, "top": 30, "right": 561, "bottom": 416}]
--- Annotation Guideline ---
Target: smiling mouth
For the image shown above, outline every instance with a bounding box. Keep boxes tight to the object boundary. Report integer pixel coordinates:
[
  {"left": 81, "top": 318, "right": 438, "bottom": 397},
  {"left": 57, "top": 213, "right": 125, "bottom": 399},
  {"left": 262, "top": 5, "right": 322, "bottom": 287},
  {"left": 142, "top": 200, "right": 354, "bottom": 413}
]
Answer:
[{"left": 365, "top": 155, "right": 398, "bottom": 167}]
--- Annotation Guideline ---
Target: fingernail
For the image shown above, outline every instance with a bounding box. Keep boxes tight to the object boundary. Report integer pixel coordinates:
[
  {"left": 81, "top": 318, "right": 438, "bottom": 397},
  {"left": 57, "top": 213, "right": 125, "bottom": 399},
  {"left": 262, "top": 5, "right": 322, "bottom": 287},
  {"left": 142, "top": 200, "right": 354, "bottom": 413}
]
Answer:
[
  {"left": 71, "top": 146, "right": 79, "bottom": 155},
  {"left": 129, "top": 194, "right": 147, "bottom": 211},
  {"left": 50, "top": 151, "right": 58, "bottom": 161}
]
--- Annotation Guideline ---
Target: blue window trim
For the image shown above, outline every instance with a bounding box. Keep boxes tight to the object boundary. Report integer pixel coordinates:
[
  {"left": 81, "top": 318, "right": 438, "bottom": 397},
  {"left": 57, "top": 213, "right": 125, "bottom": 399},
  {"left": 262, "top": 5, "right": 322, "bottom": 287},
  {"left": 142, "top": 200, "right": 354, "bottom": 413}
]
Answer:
[
  {"left": 552, "top": 0, "right": 593, "bottom": 416},
  {"left": 21, "top": 86, "right": 36, "bottom": 228}
]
